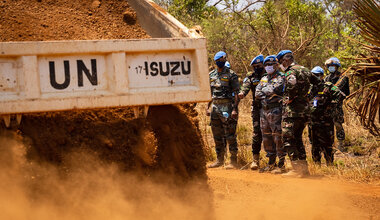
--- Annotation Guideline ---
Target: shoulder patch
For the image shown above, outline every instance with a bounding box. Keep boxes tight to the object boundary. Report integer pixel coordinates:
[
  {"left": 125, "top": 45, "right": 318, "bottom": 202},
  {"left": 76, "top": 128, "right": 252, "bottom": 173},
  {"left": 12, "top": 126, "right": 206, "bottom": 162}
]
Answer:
[{"left": 285, "top": 71, "right": 292, "bottom": 76}]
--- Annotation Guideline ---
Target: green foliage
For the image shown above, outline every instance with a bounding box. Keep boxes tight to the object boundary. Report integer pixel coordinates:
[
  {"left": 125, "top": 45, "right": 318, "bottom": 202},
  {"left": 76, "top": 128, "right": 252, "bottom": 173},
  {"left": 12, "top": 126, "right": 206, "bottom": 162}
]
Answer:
[
  {"left": 155, "top": 0, "right": 365, "bottom": 77},
  {"left": 156, "top": 0, "right": 215, "bottom": 26}
]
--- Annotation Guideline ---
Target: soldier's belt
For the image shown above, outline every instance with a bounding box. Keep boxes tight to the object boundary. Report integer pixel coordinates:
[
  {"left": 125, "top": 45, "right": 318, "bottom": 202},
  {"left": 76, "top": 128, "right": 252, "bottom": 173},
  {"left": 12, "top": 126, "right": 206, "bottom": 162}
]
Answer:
[
  {"left": 212, "top": 99, "right": 232, "bottom": 104},
  {"left": 262, "top": 102, "right": 281, "bottom": 110}
]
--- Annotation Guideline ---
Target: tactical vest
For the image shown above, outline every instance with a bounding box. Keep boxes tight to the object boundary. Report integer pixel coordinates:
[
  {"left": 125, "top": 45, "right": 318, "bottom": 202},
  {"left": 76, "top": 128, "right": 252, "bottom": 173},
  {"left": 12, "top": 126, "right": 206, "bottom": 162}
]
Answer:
[{"left": 209, "top": 67, "right": 238, "bottom": 100}]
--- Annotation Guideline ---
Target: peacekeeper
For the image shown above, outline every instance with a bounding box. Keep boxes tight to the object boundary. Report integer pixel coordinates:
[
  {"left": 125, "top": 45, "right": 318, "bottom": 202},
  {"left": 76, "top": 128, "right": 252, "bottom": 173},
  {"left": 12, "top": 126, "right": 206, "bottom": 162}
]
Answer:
[
  {"left": 238, "top": 54, "right": 265, "bottom": 170},
  {"left": 255, "top": 55, "right": 286, "bottom": 173},
  {"left": 310, "top": 77, "right": 346, "bottom": 165},
  {"left": 277, "top": 50, "right": 321, "bottom": 178},
  {"left": 307, "top": 66, "right": 325, "bottom": 144},
  {"left": 324, "top": 57, "right": 350, "bottom": 152},
  {"left": 207, "top": 51, "right": 240, "bottom": 169}
]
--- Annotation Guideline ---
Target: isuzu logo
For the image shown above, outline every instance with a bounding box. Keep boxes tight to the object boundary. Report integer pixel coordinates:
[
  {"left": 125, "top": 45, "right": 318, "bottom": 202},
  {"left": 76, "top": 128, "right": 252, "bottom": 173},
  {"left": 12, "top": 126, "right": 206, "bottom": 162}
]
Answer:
[{"left": 142, "top": 61, "right": 191, "bottom": 76}]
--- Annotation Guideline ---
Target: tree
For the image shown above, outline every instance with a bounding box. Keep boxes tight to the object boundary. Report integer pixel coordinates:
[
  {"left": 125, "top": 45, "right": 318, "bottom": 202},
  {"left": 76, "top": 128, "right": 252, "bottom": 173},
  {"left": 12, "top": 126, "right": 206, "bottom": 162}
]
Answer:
[
  {"left": 155, "top": 0, "right": 365, "bottom": 77},
  {"left": 346, "top": 0, "right": 380, "bottom": 136}
]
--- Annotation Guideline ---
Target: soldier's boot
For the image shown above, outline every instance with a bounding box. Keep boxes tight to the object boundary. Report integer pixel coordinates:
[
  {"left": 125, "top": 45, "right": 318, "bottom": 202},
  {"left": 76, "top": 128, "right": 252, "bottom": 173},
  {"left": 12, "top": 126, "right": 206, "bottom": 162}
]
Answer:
[
  {"left": 271, "top": 157, "right": 286, "bottom": 174},
  {"left": 208, "top": 154, "right": 224, "bottom": 168},
  {"left": 282, "top": 160, "right": 309, "bottom": 178},
  {"left": 250, "top": 154, "right": 260, "bottom": 170},
  {"left": 259, "top": 156, "right": 276, "bottom": 173},
  {"left": 225, "top": 153, "right": 238, "bottom": 170}
]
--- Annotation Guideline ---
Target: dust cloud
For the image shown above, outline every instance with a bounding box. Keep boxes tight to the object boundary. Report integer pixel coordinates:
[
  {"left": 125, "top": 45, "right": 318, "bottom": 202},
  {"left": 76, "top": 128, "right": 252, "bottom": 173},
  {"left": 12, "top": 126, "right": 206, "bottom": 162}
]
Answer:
[
  {"left": 0, "top": 130, "right": 213, "bottom": 220},
  {"left": 0, "top": 105, "right": 213, "bottom": 220}
]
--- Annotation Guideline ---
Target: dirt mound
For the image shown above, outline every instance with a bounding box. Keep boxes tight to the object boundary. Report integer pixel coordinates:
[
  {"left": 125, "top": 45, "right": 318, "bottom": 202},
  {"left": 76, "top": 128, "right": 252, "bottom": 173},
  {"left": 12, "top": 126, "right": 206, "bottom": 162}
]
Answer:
[
  {"left": 17, "top": 106, "right": 206, "bottom": 180},
  {"left": 0, "top": 0, "right": 149, "bottom": 41},
  {"left": 148, "top": 106, "right": 206, "bottom": 179}
]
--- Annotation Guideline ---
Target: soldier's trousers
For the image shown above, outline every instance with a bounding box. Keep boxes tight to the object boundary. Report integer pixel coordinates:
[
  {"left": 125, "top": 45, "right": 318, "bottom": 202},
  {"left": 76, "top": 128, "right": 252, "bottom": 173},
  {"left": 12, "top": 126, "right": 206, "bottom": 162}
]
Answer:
[
  {"left": 282, "top": 117, "right": 307, "bottom": 161},
  {"left": 211, "top": 103, "right": 238, "bottom": 157},
  {"left": 334, "top": 105, "right": 345, "bottom": 141},
  {"left": 260, "top": 107, "right": 285, "bottom": 160},
  {"left": 311, "top": 120, "right": 334, "bottom": 165},
  {"left": 251, "top": 106, "right": 262, "bottom": 155}
]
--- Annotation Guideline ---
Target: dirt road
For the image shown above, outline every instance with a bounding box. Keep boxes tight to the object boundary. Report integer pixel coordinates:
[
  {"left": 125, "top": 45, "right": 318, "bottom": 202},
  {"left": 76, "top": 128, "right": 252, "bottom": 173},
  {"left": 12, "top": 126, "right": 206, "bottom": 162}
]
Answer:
[{"left": 208, "top": 168, "right": 380, "bottom": 220}]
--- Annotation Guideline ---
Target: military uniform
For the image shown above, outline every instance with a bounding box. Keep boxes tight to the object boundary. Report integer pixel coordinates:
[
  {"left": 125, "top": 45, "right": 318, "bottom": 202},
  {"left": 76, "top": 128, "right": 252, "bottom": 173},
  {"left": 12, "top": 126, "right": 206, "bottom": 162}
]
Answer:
[
  {"left": 240, "top": 71, "right": 264, "bottom": 156},
  {"left": 310, "top": 82, "right": 346, "bottom": 164},
  {"left": 324, "top": 71, "right": 350, "bottom": 142},
  {"left": 282, "top": 64, "right": 320, "bottom": 161},
  {"left": 307, "top": 82, "right": 320, "bottom": 144},
  {"left": 209, "top": 66, "right": 240, "bottom": 161},
  {"left": 255, "top": 70, "right": 285, "bottom": 168}
]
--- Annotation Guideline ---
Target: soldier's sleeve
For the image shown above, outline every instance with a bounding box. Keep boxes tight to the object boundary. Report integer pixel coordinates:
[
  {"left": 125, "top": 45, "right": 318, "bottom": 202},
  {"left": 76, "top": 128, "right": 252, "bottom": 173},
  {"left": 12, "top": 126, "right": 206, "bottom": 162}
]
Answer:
[
  {"left": 230, "top": 71, "right": 240, "bottom": 92},
  {"left": 208, "top": 71, "right": 213, "bottom": 95},
  {"left": 255, "top": 79, "right": 265, "bottom": 100},
  {"left": 330, "top": 85, "right": 346, "bottom": 103},
  {"left": 339, "top": 76, "right": 350, "bottom": 97},
  {"left": 240, "top": 74, "right": 252, "bottom": 96},
  {"left": 285, "top": 70, "right": 298, "bottom": 99},
  {"left": 273, "top": 74, "right": 285, "bottom": 95}
]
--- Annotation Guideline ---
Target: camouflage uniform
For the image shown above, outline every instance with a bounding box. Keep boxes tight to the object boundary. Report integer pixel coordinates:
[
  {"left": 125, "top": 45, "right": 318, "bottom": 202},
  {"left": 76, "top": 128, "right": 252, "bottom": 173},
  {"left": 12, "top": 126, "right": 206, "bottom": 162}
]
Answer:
[
  {"left": 255, "top": 70, "right": 285, "bottom": 164},
  {"left": 307, "top": 83, "right": 320, "bottom": 144},
  {"left": 310, "top": 82, "right": 346, "bottom": 164},
  {"left": 209, "top": 66, "right": 240, "bottom": 158},
  {"left": 240, "top": 71, "right": 264, "bottom": 156},
  {"left": 282, "top": 64, "right": 320, "bottom": 161},
  {"left": 324, "top": 71, "right": 350, "bottom": 141}
]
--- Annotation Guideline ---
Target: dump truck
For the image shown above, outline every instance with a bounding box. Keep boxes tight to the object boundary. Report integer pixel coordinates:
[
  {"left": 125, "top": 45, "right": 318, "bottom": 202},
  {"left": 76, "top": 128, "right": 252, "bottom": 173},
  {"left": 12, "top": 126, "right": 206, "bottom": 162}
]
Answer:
[
  {"left": 0, "top": 0, "right": 211, "bottom": 179},
  {"left": 0, "top": 0, "right": 210, "bottom": 126}
]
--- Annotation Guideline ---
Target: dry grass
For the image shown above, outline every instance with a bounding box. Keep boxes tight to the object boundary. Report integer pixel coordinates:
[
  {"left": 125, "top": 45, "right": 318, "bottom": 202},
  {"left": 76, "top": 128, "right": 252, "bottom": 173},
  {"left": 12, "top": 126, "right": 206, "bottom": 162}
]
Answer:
[{"left": 197, "top": 95, "right": 380, "bottom": 184}]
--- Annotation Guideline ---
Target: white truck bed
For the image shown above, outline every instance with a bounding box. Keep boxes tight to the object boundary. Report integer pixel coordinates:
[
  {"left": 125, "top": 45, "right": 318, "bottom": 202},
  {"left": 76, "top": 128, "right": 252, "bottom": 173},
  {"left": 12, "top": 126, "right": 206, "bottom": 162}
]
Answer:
[{"left": 0, "top": 0, "right": 210, "bottom": 120}]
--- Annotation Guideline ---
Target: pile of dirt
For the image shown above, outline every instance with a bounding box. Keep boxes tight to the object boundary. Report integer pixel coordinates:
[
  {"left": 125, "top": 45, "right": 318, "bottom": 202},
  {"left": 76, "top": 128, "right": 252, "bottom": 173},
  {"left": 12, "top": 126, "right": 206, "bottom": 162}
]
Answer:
[
  {"left": 18, "top": 106, "right": 206, "bottom": 180},
  {"left": 0, "top": 0, "right": 149, "bottom": 41}
]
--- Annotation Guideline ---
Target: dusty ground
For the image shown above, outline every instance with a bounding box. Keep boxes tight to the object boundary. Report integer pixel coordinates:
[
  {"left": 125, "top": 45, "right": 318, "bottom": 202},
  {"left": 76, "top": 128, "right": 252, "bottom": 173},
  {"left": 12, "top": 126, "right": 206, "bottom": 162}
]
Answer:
[{"left": 208, "top": 168, "right": 380, "bottom": 220}]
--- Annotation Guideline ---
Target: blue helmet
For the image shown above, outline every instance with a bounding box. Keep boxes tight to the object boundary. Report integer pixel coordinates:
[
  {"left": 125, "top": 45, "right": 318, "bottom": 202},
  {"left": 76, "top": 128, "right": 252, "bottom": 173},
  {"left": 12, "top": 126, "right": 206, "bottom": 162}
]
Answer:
[
  {"left": 311, "top": 66, "right": 324, "bottom": 75},
  {"left": 225, "top": 61, "right": 231, "bottom": 68},
  {"left": 214, "top": 51, "right": 227, "bottom": 61},
  {"left": 263, "top": 55, "right": 278, "bottom": 64},
  {"left": 250, "top": 54, "right": 264, "bottom": 66},
  {"left": 276, "top": 50, "right": 292, "bottom": 61},
  {"left": 324, "top": 57, "right": 341, "bottom": 67}
]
